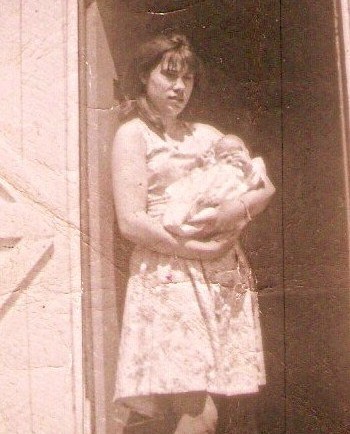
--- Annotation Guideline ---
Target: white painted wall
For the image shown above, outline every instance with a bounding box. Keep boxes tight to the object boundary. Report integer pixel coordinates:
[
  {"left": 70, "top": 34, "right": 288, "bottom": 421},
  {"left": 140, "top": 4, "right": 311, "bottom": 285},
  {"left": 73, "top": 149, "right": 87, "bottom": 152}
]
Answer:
[{"left": 0, "top": 1, "right": 83, "bottom": 433}]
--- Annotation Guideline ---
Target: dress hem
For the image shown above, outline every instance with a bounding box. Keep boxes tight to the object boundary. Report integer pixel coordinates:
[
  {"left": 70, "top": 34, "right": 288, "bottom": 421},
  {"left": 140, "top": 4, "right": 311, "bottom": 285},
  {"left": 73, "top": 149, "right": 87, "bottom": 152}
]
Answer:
[{"left": 114, "top": 383, "right": 266, "bottom": 403}]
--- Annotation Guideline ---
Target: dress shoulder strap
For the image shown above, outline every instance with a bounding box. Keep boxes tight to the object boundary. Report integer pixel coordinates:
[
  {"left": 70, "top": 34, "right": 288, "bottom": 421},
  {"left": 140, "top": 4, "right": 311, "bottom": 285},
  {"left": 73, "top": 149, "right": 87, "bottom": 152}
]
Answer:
[{"left": 138, "top": 119, "right": 169, "bottom": 158}]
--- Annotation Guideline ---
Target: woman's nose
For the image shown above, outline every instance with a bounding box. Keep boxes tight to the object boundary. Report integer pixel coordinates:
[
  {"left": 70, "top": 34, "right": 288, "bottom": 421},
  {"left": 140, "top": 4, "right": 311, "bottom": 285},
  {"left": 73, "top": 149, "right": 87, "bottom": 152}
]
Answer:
[{"left": 173, "top": 77, "right": 185, "bottom": 91}]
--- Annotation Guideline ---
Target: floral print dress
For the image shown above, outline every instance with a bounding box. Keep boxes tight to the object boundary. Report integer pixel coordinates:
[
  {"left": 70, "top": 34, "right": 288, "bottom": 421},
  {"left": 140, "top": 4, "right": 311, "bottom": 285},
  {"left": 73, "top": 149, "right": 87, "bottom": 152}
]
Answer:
[{"left": 114, "top": 120, "right": 266, "bottom": 405}]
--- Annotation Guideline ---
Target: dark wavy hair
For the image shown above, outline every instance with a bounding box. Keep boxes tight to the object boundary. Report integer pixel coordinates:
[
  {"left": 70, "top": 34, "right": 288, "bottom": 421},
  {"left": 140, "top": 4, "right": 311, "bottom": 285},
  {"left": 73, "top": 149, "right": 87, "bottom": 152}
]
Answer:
[{"left": 118, "top": 33, "right": 206, "bottom": 131}]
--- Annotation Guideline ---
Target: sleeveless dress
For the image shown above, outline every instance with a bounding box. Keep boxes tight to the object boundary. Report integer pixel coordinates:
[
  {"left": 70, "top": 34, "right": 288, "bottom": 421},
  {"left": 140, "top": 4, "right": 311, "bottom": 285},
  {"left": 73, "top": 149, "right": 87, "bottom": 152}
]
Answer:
[{"left": 114, "top": 120, "right": 266, "bottom": 406}]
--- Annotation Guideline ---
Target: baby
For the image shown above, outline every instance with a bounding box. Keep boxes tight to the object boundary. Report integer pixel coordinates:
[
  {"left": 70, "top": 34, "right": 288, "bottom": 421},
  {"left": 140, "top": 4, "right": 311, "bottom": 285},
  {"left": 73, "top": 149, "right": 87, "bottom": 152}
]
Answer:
[{"left": 162, "top": 134, "right": 265, "bottom": 237}]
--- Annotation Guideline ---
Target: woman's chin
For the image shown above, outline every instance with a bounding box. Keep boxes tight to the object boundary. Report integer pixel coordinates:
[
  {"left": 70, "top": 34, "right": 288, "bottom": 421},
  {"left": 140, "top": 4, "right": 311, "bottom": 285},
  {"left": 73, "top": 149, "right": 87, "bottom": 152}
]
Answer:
[
  {"left": 166, "top": 101, "right": 187, "bottom": 116},
  {"left": 166, "top": 106, "right": 184, "bottom": 117}
]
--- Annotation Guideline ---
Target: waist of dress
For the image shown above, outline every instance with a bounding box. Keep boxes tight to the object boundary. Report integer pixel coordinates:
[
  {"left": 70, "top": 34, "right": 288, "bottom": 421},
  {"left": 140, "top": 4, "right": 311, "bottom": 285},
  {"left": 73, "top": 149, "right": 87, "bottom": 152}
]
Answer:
[{"left": 129, "top": 242, "right": 254, "bottom": 290}]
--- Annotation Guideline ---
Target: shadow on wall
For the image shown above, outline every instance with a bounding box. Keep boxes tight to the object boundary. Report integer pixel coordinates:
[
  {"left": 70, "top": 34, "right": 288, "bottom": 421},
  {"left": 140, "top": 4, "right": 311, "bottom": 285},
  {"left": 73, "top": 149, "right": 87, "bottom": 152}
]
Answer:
[{"left": 0, "top": 181, "right": 54, "bottom": 322}]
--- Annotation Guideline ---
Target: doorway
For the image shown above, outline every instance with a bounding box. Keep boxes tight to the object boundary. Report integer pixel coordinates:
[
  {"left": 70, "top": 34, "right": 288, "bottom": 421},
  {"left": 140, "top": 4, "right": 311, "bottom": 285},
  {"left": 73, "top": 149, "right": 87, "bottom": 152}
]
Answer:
[{"left": 81, "top": 1, "right": 350, "bottom": 432}]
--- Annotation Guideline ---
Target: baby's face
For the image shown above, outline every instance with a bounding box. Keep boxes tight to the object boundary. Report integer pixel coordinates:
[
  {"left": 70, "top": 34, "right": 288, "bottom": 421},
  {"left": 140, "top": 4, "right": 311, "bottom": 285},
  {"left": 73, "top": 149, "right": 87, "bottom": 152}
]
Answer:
[{"left": 215, "top": 135, "right": 248, "bottom": 164}]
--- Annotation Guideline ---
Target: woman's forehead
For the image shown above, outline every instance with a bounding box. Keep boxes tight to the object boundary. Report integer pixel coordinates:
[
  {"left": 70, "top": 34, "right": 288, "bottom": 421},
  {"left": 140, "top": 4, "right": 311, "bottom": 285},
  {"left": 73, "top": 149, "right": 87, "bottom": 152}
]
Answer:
[{"left": 160, "top": 50, "right": 195, "bottom": 74}]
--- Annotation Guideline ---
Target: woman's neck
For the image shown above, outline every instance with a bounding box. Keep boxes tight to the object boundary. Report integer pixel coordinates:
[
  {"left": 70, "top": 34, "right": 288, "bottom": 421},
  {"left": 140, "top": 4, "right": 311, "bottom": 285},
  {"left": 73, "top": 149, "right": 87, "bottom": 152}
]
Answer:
[
  {"left": 140, "top": 96, "right": 187, "bottom": 139},
  {"left": 145, "top": 97, "right": 179, "bottom": 130},
  {"left": 162, "top": 116, "right": 181, "bottom": 134}
]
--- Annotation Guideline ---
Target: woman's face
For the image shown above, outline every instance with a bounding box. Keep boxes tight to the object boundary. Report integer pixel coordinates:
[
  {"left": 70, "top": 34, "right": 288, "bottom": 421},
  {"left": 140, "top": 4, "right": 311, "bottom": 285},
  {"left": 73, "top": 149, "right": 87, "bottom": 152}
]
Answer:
[{"left": 143, "top": 60, "right": 195, "bottom": 119}]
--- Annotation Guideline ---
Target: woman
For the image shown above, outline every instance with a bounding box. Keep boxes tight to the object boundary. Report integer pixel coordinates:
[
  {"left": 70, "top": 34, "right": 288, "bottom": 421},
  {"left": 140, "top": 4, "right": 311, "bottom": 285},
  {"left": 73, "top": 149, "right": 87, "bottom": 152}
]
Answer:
[{"left": 112, "top": 33, "right": 275, "bottom": 433}]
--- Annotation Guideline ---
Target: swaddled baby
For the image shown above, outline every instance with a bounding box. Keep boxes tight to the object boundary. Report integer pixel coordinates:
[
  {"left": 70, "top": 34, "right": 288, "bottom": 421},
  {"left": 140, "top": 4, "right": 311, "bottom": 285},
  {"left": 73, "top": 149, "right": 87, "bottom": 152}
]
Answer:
[{"left": 163, "top": 134, "right": 265, "bottom": 237}]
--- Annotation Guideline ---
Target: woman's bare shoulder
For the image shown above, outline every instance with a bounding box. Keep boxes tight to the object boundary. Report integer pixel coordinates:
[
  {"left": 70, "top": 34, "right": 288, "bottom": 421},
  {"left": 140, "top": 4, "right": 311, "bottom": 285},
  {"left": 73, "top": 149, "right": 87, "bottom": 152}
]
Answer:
[
  {"left": 113, "top": 118, "right": 149, "bottom": 156},
  {"left": 114, "top": 118, "right": 145, "bottom": 140}
]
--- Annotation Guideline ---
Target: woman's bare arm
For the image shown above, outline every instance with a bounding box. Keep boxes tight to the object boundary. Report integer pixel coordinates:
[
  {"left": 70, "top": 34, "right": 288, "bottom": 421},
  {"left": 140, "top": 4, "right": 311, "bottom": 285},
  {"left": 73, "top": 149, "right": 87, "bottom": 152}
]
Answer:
[{"left": 112, "top": 120, "right": 235, "bottom": 260}]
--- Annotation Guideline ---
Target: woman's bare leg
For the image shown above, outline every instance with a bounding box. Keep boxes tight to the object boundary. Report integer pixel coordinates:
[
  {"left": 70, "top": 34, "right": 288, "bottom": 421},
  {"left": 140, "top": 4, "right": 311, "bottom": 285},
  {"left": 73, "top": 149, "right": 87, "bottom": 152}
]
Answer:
[{"left": 171, "top": 392, "right": 218, "bottom": 434}]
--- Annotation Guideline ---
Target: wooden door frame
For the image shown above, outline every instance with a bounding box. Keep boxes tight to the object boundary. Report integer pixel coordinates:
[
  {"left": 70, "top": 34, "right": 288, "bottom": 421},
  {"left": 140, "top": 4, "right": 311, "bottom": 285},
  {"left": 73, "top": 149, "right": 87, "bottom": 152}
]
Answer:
[
  {"left": 78, "top": 1, "right": 350, "bottom": 433},
  {"left": 335, "top": 0, "right": 350, "bottom": 276}
]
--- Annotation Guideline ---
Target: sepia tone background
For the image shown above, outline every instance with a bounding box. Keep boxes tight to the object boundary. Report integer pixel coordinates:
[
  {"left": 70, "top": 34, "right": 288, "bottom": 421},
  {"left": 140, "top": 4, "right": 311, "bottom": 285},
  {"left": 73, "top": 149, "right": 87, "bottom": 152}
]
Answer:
[
  {"left": 81, "top": 1, "right": 350, "bottom": 433},
  {"left": 0, "top": 0, "right": 349, "bottom": 433}
]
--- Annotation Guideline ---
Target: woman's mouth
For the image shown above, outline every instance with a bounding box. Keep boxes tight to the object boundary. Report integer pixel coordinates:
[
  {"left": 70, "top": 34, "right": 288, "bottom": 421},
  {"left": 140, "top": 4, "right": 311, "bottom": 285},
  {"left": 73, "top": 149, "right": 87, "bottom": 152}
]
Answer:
[{"left": 168, "top": 96, "right": 185, "bottom": 103}]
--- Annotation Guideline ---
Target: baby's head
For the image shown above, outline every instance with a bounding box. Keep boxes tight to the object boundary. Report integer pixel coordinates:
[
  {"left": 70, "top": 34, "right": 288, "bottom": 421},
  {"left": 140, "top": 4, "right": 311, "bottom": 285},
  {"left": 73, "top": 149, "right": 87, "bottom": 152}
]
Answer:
[{"left": 214, "top": 135, "right": 250, "bottom": 163}]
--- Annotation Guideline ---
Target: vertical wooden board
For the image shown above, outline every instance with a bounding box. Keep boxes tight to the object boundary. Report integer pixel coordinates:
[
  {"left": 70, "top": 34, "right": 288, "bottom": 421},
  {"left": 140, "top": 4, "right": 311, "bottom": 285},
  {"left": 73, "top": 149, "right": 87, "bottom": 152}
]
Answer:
[
  {"left": 22, "top": 227, "right": 83, "bottom": 434},
  {"left": 0, "top": 296, "right": 30, "bottom": 370},
  {"left": 285, "top": 289, "right": 350, "bottom": 434},
  {"left": 87, "top": 1, "right": 116, "bottom": 109},
  {"left": 0, "top": 1, "right": 82, "bottom": 433},
  {"left": 282, "top": 0, "right": 348, "bottom": 286},
  {"left": 85, "top": 104, "right": 121, "bottom": 434},
  {"left": 84, "top": 3, "right": 134, "bottom": 433},
  {"left": 282, "top": 1, "right": 350, "bottom": 432},
  {"left": 244, "top": 111, "right": 283, "bottom": 292},
  {"left": 21, "top": 0, "right": 67, "bottom": 172},
  {"left": 0, "top": 297, "right": 32, "bottom": 433},
  {"left": 85, "top": 104, "right": 131, "bottom": 434},
  {"left": 0, "top": 371, "right": 32, "bottom": 434},
  {"left": 0, "top": 1, "right": 22, "bottom": 154},
  {"left": 25, "top": 294, "right": 73, "bottom": 368},
  {"left": 257, "top": 291, "right": 286, "bottom": 434},
  {"left": 0, "top": 183, "right": 80, "bottom": 433},
  {"left": 30, "top": 366, "right": 76, "bottom": 433}
]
